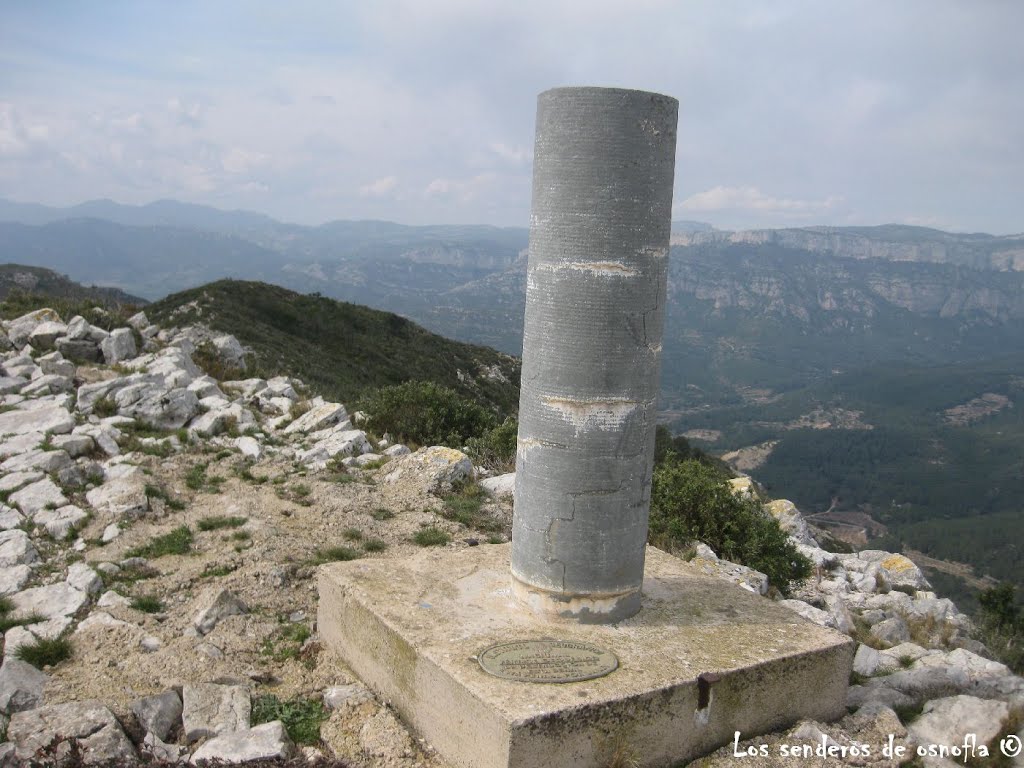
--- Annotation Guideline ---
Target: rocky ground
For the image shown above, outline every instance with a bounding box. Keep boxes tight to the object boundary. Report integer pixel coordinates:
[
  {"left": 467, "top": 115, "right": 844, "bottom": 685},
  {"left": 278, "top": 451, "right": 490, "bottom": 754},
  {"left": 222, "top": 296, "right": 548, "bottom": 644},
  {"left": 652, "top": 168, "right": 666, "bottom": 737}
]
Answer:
[{"left": 0, "top": 306, "right": 1020, "bottom": 767}]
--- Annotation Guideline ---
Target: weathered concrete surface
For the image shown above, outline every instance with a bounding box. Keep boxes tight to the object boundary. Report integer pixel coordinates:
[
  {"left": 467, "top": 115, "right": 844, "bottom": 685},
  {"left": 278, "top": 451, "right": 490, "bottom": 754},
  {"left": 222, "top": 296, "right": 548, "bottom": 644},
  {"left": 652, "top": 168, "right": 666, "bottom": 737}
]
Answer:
[
  {"left": 318, "top": 544, "right": 853, "bottom": 768},
  {"left": 512, "top": 87, "right": 678, "bottom": 622}
]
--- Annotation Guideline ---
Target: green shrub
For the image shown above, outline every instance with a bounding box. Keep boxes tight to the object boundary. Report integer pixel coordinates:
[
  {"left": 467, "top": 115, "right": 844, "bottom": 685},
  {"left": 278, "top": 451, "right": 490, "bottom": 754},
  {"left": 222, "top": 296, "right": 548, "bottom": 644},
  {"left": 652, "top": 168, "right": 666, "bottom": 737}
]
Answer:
[
  {"left": 16, "top": 636, "right": 72, "bottom": 668},
  {"left": 441, "top": 481, "right": 501, "bottom": 533},
  {"left": 130, "top": 595, "right": 164, "bottom": 613},
  {"left": 311, "top": 546, "right": 362, "bottom": 564},
  {"left": 362, "top": 538, "right": 387, "bottom": 552},
  {"left": 465, "top": 416, "right": 518, "bottom": 472},
  {"left": 650, "top": 458, "right": 811, "bottom": 596},
  {"left": 251, "top": 694, "right": 327, "bottom": 746},
  {"left": 975, "top": 583, "right": 1024, "bottom": 673},
  {"left": 93, "top": 397, "right": 118, "bottom": 418},
  {"left": 358, "top": 381, "right": 496, "bottom": 448},
  {"left": 413, "top": 527, "right": 450, "bottom": 547},
  {"left": 126, "top": 526, "right": 193, "bottom": 559},
  {"left": 198, "top": 515, "right": 248, "bottom": 531}
]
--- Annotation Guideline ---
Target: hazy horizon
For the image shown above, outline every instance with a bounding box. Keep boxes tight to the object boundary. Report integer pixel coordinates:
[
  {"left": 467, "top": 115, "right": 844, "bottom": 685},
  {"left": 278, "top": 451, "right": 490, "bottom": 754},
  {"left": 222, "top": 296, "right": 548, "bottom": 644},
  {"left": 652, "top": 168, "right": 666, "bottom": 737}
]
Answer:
[{"left": 3, "top": 1, "right": 1022, "bottom": 233}]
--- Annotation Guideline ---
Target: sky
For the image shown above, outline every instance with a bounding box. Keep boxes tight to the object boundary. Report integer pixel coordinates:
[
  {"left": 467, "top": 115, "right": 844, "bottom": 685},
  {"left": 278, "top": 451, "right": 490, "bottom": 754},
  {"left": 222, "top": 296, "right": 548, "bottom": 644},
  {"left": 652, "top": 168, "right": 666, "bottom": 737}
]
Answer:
[{"left": 1, "top": 1, "right": 1022, "bottom": 234}]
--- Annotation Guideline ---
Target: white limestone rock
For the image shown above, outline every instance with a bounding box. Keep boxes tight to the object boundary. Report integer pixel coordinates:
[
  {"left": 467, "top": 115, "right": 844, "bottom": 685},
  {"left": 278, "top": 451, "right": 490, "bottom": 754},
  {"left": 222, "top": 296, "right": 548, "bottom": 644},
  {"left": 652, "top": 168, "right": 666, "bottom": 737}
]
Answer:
[
  {"left": 101, "top": 327, "right": 138, "bottom": 364},
  {"left": 130, "top": 690, "right": 182, "bottom": 742},
  {"left": 193, "top": 587, "right": 249, "bottom": 635},
  {"left": 853, "top": 644, "right": 883, "bottom": 677},
  {"left": 353, "top": 452, "right": 383, "bottom": 467},
  {"left": 382, "top": 445, "right": 474, "bottom": 494},
  {"left": 0, "top": 376, "right": 27, "bottom": 395},
  {"left": 181, "top": 682, "right": 251, "bottom": 743},
  {"left": 6, "top": 308, "right": 62, "bottom": 348},
  {"left": 0, "top": 564, "right": 31, "bottom": 596},
  {"left": 186, "top": 375, "right": 224, "bottom": 400},
  {"left": 34, "top": 503, "right": 88, "bottom": 539},
  {"left": 20, "top": 373, "right": 74, "bottom": 396},
  {"left": 127, "top": 311, "right": 150, "bottom": 331},
  {"left": 0, "top": 529, "right": 39, "bottom": 567},
  {"left": 0, "top": 505, "right": 25, "bottom": 531},
  {"left": 0, "top": 404, "right": 75, "bottom": 437},
  {"left": 7, "top": 699, "right": 139, "bottom": 764},
  {"left": 66, "top": 562, "right": 103, "bottom": 595},
  {"left": 115, "top": 382, "right": 200, "bottom": 430},
  {"left": 190, "top": 720, "right": 294, "bottom": 764},
  {"left": 870, "top": 616, "right": 911, "bottom": 648},
  {"left": 858, "top": 550, "right": 931, "bottom": 591},
  {"left": 323, "top": 683, "right": 373, "bottom": 710},
  {"left": 297, "top": 429, "right": 372, "bottom": 466},
  {"left": 97, "top": 590, "right": 132, "bottom": 609},
  {"left": 0, "top": 659, "right": 48, "bottom": 714},
  {"left": 235, "top": 435, "right": 262, "bottom": 460},
  {"left": 909, "top": 695, "right": 1010, "bottom": 759},
  {"left": 764, "top": 499, "right": 817, "bottom": 546},
  {"left": 187, "top": 402, "right": 255, "bottom": 438},
  {"left": 778, "top": 599, "right": 836, "bottom": 628},
  {"left": 480, "top": 472, "right": 515, "bottom": 499},
  {"left": 0, "top": 469, "right": 41, "bottom": 493},
  {"left": 86, "top": 467, "right": 149, "bottom": 520},
  {"left": 212, "top": 334, "right": 246, "bottom": 370},
  {"left": 10, "top": 582, "right": 88, "bottom": 620},
  {"left": 284, "top": 402, "right": 348, "bottom": 434},
  {"left": 1, "top": 448, "right": 72, "bottom": 474}
]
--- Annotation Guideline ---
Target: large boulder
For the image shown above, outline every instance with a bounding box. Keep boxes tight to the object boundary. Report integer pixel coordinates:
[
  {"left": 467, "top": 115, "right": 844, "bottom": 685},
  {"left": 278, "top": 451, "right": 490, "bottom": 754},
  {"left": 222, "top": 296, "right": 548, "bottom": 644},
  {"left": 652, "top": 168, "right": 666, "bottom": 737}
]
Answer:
[
  {"left": 6, "top": 308, "right": 61, "bottom": 348},
  {"left": 382, "top": 446, "right": 474, "bottom": 494},
  {"left": 908, "top": 695, "right": 1010, "bottom": 757},
  {"left": 100, "top": 327, "right": 137, "bottom": 365},
  {"left": 130, "top": 690, "right": 182, "bottom": 742},
  {"left": 283, "top": 402, "right": 348, "bottom": 434},
  {"left": 764, "top": 499, "right": 816, "bottom": 546},
  {"left": 296, "top": 429, "right": 372, "bottom": 466},
  {"left": 7, "top": 700, "right": 138, "bottom": 765},
  {"left": 27, "top": 320, "right": 68, "bottom": 350}
]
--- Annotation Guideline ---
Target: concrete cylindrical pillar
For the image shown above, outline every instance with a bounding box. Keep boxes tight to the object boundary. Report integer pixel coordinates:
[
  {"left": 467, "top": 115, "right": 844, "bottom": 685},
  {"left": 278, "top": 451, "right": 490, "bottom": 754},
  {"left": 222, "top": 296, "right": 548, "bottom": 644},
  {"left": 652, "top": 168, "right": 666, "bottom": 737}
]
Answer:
[{"left": 511, "top": 87, "right": 678, "bottom": 623}]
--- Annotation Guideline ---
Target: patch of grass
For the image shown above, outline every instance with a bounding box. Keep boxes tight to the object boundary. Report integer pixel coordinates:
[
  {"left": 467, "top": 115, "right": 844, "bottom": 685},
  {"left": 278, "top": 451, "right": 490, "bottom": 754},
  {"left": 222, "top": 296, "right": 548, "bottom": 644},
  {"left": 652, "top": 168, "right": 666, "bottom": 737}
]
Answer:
[
  {"left": 235, "top": 465, "right": 267, "bottom": 484},
  {"left": 197, "top": 515, "right": 248, "bottom": 531},
  {"left": 362, "top": 538, "right": 387, "bottom": 552},
  {"left": 185, "top": 463, "right": 225, "bottom": 494},
  {"left": 105, "top": 561, "right": 159, "bottom": 587},
  {"left": 0, "top": 598, "right": 46, "bottom": 633},
  {"left": 125, "top": 526, "right": 193, "bottom": 559},
  {"left": 292, "top": 483, "right": 312, "bottom": 497},
  {"left": 260, "top": 622, "right": 312, "bottom": 663},
  {"left": 144, "top": 483, "right": 186, "bottom": 511},
  {"left": 486, "top": 534, "right": 505, "bottom": 544},
  {"left": 893, "top": 702, "right": 925, "bottom": 725},
  {"left": 413, "top": 527, "right": 450, "bottom": 547},
  {"left": 342, "top": 527, "right": 363, "bottom": 541},
  {"left": 92, "top": 397, "right": 117, "bottom": 418},
  {"left": 202, "top": 563, "right": 237, "bottom": 578},
  {"left": 251, "top": 694, "right": 328, "bottom": 746},
  {"left": 440, "top": 481, "right": 501, "bottom": 533},
  {"left": 358, "top": 457, "right": 388, "bottom": 471},
  {"left": 310, "top": 546, "right": 363, "bottom": 564},
  {"left": 130, "top": 595, "right": 164, "bottom": 613},
  {"left": 215, "top": 449, "right": 233, "bottom": 460},
  {"left": 15, "top": 636, "right": 72, "bottom": 668},
  {"left": 370, "top": 507, "right": 395, "bottom": 521},
  {"left": 230, "top": 530, "right": 251, "bottom": 542}
]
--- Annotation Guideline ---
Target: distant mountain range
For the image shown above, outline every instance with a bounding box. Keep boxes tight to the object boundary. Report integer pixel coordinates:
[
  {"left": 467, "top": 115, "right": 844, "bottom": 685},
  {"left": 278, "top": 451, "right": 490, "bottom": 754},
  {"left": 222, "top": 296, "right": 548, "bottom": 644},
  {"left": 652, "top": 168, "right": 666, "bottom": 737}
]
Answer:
[{"left": 1, "top": 197, "right": 1021, "bottom": 599}]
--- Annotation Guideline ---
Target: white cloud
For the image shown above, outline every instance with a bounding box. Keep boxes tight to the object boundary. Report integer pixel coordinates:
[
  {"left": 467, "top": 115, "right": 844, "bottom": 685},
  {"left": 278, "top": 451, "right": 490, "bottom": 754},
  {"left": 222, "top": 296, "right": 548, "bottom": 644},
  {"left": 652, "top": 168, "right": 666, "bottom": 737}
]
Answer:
[
  {"left": 489, "top": 142, "right": 531, "bottom": 164},
  {"left": 677, "top": 186, "right": 841, "bottom": 215},
  {"left": 358, "top": 175, "right": 399, "bottom": 197},
  {"left": 222, "top": 147, "right": 268, "bottom": 174},
  {"left": 424, "top": 173, "right": 496, "bottom": 202}
]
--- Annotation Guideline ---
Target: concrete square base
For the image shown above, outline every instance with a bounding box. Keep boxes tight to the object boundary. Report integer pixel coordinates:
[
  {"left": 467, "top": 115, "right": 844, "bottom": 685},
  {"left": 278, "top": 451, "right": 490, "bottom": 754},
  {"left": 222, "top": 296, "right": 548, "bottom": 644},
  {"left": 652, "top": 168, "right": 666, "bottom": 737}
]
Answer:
[{"left": 318, "top": 545, "right": 854, "bottom": 768}]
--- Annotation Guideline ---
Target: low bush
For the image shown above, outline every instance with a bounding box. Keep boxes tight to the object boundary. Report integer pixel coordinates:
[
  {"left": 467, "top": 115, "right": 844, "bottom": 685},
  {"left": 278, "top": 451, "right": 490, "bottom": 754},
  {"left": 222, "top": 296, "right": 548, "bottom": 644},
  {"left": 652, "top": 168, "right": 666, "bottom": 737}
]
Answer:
[
  {"left": 358, "top": 381, "right": 496, "bottom": 448},
  {"left": 650, "top": 458, "right": 812, "bottom": 596},
  {"left": 465, "top": 416, "right": 518, "bottom": 472}
]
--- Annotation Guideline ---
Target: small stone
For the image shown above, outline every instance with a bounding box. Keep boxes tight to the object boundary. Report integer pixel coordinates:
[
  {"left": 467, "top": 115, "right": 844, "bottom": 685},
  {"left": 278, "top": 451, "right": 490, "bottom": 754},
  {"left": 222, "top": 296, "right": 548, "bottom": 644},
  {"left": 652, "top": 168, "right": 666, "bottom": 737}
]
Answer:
[
  {"left": 189, "top": 720, "right": 294, "bottom": 764},
  {"left": 0, "top": 564, "right": 31, "bottom": 596},
  {"left": 0, "top": 529, "right": 39, "bottom": 568},
  {"left": 0, "top": 658, "right": 48, "bottom": 714},
  {"left": 9, "top": 477, "right": 68, "bottom": 516},
  {"left": 97, "top": 590, "right": 132, "bottom": 608},
  {"left": 181, "top": 682, "right": 250, "bottom": 743},
  {"left": 10, "top": 582, "right": 88, "bottom": 620},
  {"left": 192, "top": 587, "right": 249, "bottom": 635},
  {"left": 235, "top": 435, "right": 262, "bottom": 459},
  {"left": 323, "top": 683, "right": 373, "bottom": 710},
  {"left": 870, "top": 616, "right": 911, "bottom": 648},
  {"left": 33, "top": 503, "right": 88, "bottom": 539},
  {"left": 101, "top": 327, "right": 138, "bottom": 365}
]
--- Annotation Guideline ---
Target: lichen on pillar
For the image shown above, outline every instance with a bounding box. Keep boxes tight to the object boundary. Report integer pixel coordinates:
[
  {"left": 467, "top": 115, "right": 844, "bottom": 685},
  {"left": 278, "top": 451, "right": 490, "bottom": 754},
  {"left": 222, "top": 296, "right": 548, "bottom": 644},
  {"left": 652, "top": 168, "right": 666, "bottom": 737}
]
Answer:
[{"left": 511, "top": 86, "right": 678, "bottom": 623}]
